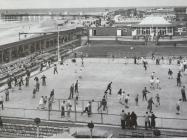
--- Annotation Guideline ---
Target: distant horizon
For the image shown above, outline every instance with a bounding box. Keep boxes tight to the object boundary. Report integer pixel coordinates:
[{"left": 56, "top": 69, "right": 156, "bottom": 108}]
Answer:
[
  {"left": 1, "top": 0, "right": 187, "bottom": 9},
  {"left": 1, "top": 5, "right": 187, "bottom": 10}
]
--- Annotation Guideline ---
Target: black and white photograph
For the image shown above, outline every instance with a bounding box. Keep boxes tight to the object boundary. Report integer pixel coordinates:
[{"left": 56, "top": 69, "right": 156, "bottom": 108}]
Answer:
[{"left": 0, "top": 0, "right": 187, "bottom": 138}]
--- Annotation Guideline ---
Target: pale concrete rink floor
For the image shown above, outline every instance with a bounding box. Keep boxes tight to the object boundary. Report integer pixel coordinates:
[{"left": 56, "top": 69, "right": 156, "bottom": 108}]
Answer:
[{"left": 1, "top": 58, "right": 187, "bottom": 129}]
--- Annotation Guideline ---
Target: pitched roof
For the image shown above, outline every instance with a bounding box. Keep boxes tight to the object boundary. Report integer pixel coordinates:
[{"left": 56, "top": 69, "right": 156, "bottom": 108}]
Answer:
[{"left": 139, "top": 16, "right": 171, "bottom": 25}]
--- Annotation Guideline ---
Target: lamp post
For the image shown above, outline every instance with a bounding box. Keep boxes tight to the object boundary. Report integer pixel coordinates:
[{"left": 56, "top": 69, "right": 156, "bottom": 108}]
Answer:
[{"left": 57, "top": 30, "right": 61, "bottom": 62}]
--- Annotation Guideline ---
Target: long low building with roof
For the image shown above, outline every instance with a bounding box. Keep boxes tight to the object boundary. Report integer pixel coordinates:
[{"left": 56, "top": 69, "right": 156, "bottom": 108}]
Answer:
[{"left": 132, "top": 16, "right": 176, "bottom": 36}]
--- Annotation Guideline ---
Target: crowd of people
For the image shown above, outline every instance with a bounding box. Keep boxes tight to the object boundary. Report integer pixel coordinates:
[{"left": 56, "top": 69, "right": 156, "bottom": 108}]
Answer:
[{"left": 0, "top": 53, "right": 186, "bottom": 130}]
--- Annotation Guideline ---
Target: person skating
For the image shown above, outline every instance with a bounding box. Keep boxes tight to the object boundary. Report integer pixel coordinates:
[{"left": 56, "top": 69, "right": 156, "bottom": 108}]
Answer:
[
  {"left": 105, "top": 82, "right": 112, "bottom": 95},
  {"left": 142, "top": 87, "right": 150, "bottom": 101},
  {"left": 54, "top": 64, "right": 58, "bottom": 74},
  {"left": 75, "top": 80, "right": 79, "bottom": 93},
  {"left": 81, "top": 101, "right": 92, "bottom": 117},
  {"left": 181, "top": 86, "right": 186, "bottom": 102},
  {"left": 155, "top": 93, "right": 160, "bottom": 107},
  {"left": 135, "top": 94, "right": 139, "bottom": 106},
  {"left": 147, "top": 97, "right": 154, "bottom": 112},
  {"left": 69, "top": 84, "right": 74, "bottom": 99},
  {"left": 41, "top": 75, "right": 47, "bottom": 86},
  {"left": 176, "top": 99, "right": 182, "bottom": 115},
  {"left": 168, "top": 68, "right": 173, "bottom": 79},
  {"left": 5, "top": 89, "right": 9, "bottom": 101}
]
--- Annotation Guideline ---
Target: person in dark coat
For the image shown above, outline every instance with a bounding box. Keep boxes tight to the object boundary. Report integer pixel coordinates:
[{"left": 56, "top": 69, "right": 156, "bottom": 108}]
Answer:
[
  {"left": 126, "top": 112, "right": 131, "bottom": 128},
  {"left": 130, "top": 111, "right": 137, "bottom": 129},
  {"left": 181, "top": 86, "right": 186, "bottom": 102},
  {"left": 105, "top": 82, "right": 112, "bottom": 95},
  {"left": 151, "top": 112, "right": 157, "bottom": 129}
]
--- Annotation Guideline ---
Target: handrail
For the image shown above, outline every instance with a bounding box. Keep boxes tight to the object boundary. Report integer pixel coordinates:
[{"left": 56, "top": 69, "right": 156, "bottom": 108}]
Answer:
[{"left": 2, "top": 106, "right": 187, "bottom": 122}]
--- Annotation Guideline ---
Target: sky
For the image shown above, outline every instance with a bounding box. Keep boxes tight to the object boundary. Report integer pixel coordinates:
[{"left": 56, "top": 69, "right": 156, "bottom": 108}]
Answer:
[{"left": 1, "top": 0, "right": 187, "bottom": 9}]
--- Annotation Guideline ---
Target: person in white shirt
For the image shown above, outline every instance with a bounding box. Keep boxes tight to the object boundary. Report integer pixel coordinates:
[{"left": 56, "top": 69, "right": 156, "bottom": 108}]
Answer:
[
  {"left": 176, "top": 99, "right": 182, "bottom": 115},
  {"left": 150, "top": 77, "right": 155, "bottom": 89},
  {"left": 155, "top": 78, "right": 160, "bottom": 89}
]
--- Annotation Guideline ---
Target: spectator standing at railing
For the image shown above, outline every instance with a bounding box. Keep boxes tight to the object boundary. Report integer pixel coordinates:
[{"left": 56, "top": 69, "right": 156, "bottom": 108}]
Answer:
[
  {"left": 126, "top": 112, "right": 131, "bottom": 128},
  {"left": 39, "top": 96, "right": 45, "bottom": 109},
  {"left": 130, "top": 111, "right": 137, "bottom": 129},
  {"left": 144, "top": 112, "right": 150, "bottom": 130},
  {"left": 66, "top": 100, "right": 72, "bottom": 119},
  {"left": 120, "top": 110, "right": 127, "bottom": 129},
  {"left": 151, "top": 112, "right": 157, "bottom": 129},
  {"left": 61, "top": 101, "right": 66, "bottom": 118},
  {"left": 5, "top": 89, "right": 9, "bottom": 101},
  {"left": 0, "top": 96, "right": 4, "bottom": 110}
]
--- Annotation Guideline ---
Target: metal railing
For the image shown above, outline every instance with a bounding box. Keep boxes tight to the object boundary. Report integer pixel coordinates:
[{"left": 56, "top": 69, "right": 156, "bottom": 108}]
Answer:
[{"left": 1, "top": 98, "right": 187, "bottom": 131}]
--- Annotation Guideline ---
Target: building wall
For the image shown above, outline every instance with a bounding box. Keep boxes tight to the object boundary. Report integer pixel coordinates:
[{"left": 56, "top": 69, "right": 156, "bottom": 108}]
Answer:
[
  {"left": 90, "top": 27, "right": 132, "bottom": 36},
  {"left": 0, "top": 28, "right": 84, "bottom": 63}
]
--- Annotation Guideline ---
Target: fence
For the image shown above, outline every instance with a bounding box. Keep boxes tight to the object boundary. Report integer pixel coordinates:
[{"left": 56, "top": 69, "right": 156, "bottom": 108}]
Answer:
[{"left": 1, "top": 98, "right": 187, "bottom": 130}]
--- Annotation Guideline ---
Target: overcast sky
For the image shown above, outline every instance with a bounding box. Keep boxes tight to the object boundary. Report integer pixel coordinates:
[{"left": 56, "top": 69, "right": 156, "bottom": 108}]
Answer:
[{"left": 1, "top": 0, "right": 187, "bottom": 9}]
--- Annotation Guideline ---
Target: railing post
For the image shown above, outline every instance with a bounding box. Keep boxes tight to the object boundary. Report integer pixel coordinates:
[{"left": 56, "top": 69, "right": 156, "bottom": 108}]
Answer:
[
  {"left": 101, "top": 110, "right": 103, "bottom": 124},
  {"left": 24, "top": 109, "right": 26, "bottom": 118},
  {"left": 74, "top": 99, "right": 77, "bottom": 122},
  {"left": 48, "top": 109, "right": 50, "bottom": 120},
  {"left": 58, "top": 99, "right": 60, "bottom": 110}
]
